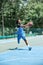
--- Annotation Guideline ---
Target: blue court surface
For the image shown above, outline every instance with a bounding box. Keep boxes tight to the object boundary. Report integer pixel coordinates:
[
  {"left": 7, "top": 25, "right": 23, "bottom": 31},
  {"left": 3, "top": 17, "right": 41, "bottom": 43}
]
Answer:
[{"left": 0, "top": 46, "right": 43, "bottom": 65}]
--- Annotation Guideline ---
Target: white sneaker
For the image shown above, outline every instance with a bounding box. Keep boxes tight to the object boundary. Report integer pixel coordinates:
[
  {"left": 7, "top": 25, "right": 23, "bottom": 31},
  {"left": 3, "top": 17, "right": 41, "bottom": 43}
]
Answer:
[{"left": 28, "top": 44, "right": 32, "bottom": 50}]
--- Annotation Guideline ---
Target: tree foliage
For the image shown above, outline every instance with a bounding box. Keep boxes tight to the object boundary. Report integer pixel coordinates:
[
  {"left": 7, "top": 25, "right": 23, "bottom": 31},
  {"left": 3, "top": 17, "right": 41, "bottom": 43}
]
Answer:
[{"left": 0, "top": 0, "right": 43, "bottom": 28}]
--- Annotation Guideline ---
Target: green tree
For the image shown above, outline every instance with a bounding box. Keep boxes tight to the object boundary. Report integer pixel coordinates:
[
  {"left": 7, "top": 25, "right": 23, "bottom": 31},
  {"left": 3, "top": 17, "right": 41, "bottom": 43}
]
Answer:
[
  {"left": 23, "top": 0, "right": 43, "bottom": 28},
  {"left": 0, "top": 0, "right": 43, "bottom": 35}
]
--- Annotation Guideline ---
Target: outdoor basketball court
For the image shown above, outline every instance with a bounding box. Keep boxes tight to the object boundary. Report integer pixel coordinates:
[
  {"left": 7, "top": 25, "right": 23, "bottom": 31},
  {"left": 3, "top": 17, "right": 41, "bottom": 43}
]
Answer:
[{"left": 0, "top": 35, "right": 43, "bottom": 65}]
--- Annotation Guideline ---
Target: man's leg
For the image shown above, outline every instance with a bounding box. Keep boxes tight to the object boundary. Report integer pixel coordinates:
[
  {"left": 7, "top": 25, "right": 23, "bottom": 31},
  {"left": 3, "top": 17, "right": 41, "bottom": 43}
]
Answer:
[
  {"left": 21, "top": 36, "right": 28, "bottom": 45},
  {"left": 17, "top": 35, "right": 21, "bottom": 44},
  {"left": 22, "top": 36, "right": 32, "bottom": 50},
  {"left": 17, "top": 35, "right": 21, "bottom": 48}
]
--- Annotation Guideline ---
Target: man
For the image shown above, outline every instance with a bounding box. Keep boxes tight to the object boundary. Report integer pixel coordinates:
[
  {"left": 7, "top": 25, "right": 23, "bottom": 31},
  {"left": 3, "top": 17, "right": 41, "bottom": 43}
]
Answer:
[{"left": 16, "top": 19, "right": 33, "bottom": 50}]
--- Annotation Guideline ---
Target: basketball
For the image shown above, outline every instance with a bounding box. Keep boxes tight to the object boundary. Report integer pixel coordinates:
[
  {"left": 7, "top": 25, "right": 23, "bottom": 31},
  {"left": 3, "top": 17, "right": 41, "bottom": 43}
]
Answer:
[
  {"left": 29, "top": 21, "right": 33, "bottom": 26},
  {"left": 26, "top": 21, "right": 33, "bottom": 27}
]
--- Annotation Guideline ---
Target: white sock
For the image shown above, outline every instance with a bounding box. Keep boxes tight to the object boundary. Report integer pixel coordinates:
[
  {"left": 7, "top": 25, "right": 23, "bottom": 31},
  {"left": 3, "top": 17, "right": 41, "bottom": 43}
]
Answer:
[{"left": 27, "top": 44, "right": 30, "bottom": 48}]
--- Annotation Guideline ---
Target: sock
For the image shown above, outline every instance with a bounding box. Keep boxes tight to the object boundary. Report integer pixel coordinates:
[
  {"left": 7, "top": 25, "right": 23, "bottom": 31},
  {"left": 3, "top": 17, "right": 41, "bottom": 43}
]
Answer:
[
  {"left": 27, "top": 44, "right": 32, "bottom": 48},
  {"left": 27, "top": 44, "right": 30, "bottom": 47}
]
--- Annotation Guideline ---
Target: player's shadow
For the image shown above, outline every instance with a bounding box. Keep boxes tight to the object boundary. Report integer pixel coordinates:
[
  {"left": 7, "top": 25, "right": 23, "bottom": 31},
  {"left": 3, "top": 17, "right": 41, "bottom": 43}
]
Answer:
[{"left": 8, "top": 47, "right": 27, "bottom": 50}]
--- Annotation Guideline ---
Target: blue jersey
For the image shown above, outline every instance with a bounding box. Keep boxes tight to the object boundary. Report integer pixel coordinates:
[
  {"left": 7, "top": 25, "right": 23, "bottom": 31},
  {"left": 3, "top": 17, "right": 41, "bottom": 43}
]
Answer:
[{"left": 17, "top": 27, "right": 25, "bottom": 36}]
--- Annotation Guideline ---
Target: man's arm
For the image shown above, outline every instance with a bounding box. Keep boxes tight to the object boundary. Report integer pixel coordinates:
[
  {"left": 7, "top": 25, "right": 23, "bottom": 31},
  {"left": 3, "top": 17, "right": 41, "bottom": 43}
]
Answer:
[
  {"left": 20, "top": 24, "right": 26, "bottom": 28},
  {"left": 19, "top": 21, "right": 33, "bottom": 28}
]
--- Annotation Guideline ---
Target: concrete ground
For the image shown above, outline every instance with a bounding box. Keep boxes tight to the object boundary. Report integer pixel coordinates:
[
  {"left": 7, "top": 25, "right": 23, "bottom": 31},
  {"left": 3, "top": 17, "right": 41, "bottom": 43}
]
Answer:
[
  {"left": 0, "top": 35, "right": 43, "bottom": 52},
  {"left": 0, "top": 35, "right": 43, "bottom": 65}
]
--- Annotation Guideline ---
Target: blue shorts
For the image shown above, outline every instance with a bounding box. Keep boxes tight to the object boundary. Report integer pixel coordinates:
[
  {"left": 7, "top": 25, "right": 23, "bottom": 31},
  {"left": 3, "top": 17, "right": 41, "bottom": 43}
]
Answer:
[
  {"left": 17, "top": 35, "right": 26, "bottom": 44},
  {"left": 17, "top": 27, "right": 26, "bottom": 44}
]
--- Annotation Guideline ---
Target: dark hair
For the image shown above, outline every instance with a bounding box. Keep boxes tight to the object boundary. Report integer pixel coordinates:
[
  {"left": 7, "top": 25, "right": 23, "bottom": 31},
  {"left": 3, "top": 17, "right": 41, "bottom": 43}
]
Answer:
[
  {"left": 16, "top": 20, "right": 21, "bottom": 27},
  {"left": 16, "top": 20, "right": 18, "bottom": 24},
  {"left": 16, "top": 19, "right": 21, "bottom": 24}
]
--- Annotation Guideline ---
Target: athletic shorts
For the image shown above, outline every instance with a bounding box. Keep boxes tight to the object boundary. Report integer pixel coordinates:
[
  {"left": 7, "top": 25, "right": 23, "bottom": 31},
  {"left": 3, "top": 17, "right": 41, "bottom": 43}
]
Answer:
[
  {"left": 17, "top": 27, "right": 26, "bottom": 44},
  {"left": 17, "top": 34, "right": 26, "bottom": 44}
]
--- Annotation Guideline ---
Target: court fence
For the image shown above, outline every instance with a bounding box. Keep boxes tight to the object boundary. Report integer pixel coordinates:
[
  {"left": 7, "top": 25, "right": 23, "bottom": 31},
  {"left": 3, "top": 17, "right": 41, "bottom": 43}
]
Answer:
[{"left": 0, "top": 27, "right": 43, "bottom": 39}]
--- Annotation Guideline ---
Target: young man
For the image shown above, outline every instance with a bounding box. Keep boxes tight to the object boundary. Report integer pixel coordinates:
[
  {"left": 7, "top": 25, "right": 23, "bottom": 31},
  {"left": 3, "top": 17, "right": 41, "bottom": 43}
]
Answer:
[{"left": 16, "top": 19, "right": 33, "bottom": 50}]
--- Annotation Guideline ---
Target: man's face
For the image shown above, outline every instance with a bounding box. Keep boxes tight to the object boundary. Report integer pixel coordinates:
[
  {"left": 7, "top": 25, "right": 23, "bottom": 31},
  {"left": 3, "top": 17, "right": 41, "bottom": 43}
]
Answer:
[{"left": 18, "top": 19, "right": 21, "bottom": 23}]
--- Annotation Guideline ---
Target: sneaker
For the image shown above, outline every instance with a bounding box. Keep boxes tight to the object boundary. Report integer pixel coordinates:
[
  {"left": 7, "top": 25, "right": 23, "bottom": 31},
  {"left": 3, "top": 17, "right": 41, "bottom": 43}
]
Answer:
[{"left": 28, "top": 46, "right": 32, "bottom": 51}]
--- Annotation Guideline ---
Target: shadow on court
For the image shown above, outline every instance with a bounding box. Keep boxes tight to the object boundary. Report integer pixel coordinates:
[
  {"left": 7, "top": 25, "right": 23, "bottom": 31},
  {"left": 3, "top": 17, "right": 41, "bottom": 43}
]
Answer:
[
  {"left": 8, "top": 48, "right": 27, "bottom": 50},
  {"left": 8, "top": 46, "right": 32, "bottom": 51},
  {"left": 8, "top": 47, "right": 29, "bottom": 50},
  {"left": 0, "top": 46, "right": 43, "bottom": 65}
]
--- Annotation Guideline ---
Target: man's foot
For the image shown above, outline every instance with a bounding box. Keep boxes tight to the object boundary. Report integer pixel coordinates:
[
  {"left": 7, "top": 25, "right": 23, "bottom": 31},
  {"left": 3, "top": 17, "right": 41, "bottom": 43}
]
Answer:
[{"left": 28, "top": 46, "right": 32, "bottom": 51}]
